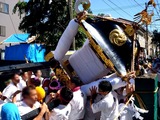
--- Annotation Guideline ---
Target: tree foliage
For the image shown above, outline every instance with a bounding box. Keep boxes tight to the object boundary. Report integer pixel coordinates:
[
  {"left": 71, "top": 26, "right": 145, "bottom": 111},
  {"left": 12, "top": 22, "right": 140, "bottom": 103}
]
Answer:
[
  {"left": 13, "top": 0, "right": 86, "bottom": 49},
  {"left": 97, "top": 13, "right": 105, "bottom": 17},
  {"left": 152, "top": 30, "right": 160, "bottom": 46}
]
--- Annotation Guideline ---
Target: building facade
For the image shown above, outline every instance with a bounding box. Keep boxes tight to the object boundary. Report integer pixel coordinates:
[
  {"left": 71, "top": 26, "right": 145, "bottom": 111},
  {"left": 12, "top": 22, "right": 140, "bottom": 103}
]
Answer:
[
  {"left": 0, "top": 0, "right": 21, "bottom": 49},
  {"left": 137, "top": 27, "right": 156, "bottom": 57}
]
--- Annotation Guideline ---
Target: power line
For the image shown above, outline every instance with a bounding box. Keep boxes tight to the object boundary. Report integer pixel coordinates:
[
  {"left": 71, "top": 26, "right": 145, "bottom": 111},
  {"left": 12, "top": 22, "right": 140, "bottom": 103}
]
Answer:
[
  {"left": 101, "top": 0, "right": 125, "bottom": 18},
  {"left": 154, "top": 5, "right": 160, "bottom": 18},
  {"left": 133, "top": 0, "right": 144, "bottom": 9},
  {"left": 149, "top": 24, "right": 160, "bottom": 26},
  {"left": 156, "top": 9, "right": 160, "bottom": 17},
  {"left": 156, "top": 0, "right": 160, "bottom": 10},
  {"left": 145, "top": 1, "right": 160, "bottom": 19},
  {"left": 126, "top": 0, "right": 137, "bottom": 13},
  {"left": 92, "top": 3, "right": 145, "bottom": 13},
  {"left": 107, "top": 0, "right": 133, "bottom": 19},
  {"left": 149, "top": 3, "right": 160, "bottom": 18}
]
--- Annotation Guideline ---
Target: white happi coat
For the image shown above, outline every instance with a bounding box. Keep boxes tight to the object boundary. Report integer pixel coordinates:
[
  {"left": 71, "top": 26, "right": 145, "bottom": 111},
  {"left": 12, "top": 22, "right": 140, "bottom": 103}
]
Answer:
[
  {"left": 49, "top": 104, "right": 71, "bottom": 120},
  {"left": 69, "top": 89, "right": 86, "bottom": 120},
  {"left": 91, "top": 92, "right": 119, "bottom": 120}
]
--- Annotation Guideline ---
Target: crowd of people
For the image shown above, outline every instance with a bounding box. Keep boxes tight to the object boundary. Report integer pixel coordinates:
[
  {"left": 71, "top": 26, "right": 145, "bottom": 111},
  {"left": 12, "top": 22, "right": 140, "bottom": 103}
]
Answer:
[
  {"left": 0, "top": 58, "right": 159, "bottom": 120},
  {"left": 136, "top": 56, "right": 160, "bottom": 76}
]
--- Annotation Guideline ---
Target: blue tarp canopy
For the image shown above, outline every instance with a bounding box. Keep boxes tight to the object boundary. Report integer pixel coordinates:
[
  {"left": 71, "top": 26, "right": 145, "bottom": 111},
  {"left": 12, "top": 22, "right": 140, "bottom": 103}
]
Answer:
[
  {"left": 2, "top": 33, "right": 30, "bottom": 44},
  {"left": 5, "top": 44, "right": 46, "bottom": 62},
  {"left": 2, "top": 33, "right": 46, "bottom": 62}
]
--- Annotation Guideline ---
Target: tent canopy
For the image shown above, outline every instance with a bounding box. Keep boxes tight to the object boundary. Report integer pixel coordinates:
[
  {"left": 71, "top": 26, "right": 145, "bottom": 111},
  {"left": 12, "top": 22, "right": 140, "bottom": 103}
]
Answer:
[{"left": 1, "top": 34, "right": 30, "bottom": 44}]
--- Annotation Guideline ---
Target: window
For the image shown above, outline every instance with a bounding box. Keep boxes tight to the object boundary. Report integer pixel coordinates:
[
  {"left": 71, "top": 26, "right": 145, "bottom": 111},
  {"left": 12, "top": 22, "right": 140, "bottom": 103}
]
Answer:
[
  {"left": 0, "top": 2, "right": 9, "bottom": 14},
  {"left": 0, "top": 26, "right": 6, "bottom": 37}
]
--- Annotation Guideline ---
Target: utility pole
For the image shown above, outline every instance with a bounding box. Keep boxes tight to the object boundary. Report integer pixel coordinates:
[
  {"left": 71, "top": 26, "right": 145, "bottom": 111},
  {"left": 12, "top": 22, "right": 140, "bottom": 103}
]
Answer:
[
  {"left": 145, "top": 3, "right": 148, "bottom": 56},
  {"left": 146, "top": 23, "right": 148, "bottom": 56},
  {"left": 68, "top": 0, "right": 76, "bottom": 50}
]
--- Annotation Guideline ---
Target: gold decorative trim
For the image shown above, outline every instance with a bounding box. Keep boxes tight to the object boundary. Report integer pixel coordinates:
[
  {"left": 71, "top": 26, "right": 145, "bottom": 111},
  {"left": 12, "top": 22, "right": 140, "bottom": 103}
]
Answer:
[
  {"left": 109, "top": 29, "right": 127, "bottom": 46},
  {"left": 45, "top": 53, "right": 70, "bottom": 86},
  {"left": 54, "top": 67, "right": 70, "bottom": 86},
  {"left": 45, "top": 52, "right": 54, "bottom": 61},
  {"left": 62, "top": 60, "right": 77, "bottom": 77},
  {"left": 124, "top": 25, "right": 135, "bottom": 36}
]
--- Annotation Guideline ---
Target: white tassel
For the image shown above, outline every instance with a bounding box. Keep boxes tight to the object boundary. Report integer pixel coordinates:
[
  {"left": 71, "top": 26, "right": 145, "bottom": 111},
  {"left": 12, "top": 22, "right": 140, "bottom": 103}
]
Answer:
[{"left": 54, "top": 19, "right": 78, "bottom": 61}]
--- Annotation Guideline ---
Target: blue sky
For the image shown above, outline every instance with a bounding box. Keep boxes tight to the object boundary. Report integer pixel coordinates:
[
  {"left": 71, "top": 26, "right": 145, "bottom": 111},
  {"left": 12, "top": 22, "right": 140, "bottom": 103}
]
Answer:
[
  {"left": 90, "top": 0, "right": 160, "bottom": 31},
  {"left": 90, "top": 0, "right": 159, "bottom": 20},
  {"left": 24, "top": 0, "right": 160, "bottom": 31},
  {"left": 90, "top": 0, "right": 147, "bottom": 20}
]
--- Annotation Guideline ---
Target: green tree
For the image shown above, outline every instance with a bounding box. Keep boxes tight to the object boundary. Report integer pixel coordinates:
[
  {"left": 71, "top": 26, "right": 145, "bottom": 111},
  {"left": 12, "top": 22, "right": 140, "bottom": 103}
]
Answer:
[
  {"left": 152, "top": 30, "right": 160, "bottom": 46},
  {"left": 152, "top": 30, "right": 160, "bottom": 56},
  {"left": 97, "top": 13, "right": 105, "bottom": 17},
  {"left": 13, "top": 0, "right": 87, "bottom": 49}
]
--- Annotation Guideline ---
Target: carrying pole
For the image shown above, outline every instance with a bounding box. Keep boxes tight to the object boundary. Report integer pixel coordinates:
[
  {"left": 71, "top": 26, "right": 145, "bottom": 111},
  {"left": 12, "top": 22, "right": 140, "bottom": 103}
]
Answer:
[{"left": 131, "top": 33, "right": 136, "bottom": 72}]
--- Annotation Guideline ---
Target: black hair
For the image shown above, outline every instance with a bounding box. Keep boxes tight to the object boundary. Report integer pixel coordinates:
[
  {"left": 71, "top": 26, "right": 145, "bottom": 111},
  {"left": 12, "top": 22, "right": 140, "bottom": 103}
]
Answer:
[
  {"left": 70, "top": 76, "right": 82, "bottom": 87},
  {"left": 143, "top": 64, "right": 148, "bottom": 69},
  {"left": 30, "top": 78, "right": 41, "bottom": 87},
  {"left": 60, "top": 87, "right": 73, "bottom": 105},
  {"left": 98, "top": 81, "right": 112, "bottom": 92},
  {"left": 33, "top": 70, "right": 41, "bottom": 75},
  {"left": 22, "top": 85, "right": 36, "bottom": 98},
  {"left": 10, "top": 71, "right": 20, "bottom": 79},
  {"left": 21, "top": 71, "right": 28, "bottom": 76}
]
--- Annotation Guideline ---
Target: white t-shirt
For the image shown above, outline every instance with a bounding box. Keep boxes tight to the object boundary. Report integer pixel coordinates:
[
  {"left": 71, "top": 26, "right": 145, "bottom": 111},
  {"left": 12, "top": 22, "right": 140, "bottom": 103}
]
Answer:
[
  {"left": 49, "top": 104, "right": 71, "bottom": 120},
  {"left": 16, "top": 101, "right": 41, "bottom": 116},
  {"left": 19, "top": 77, "right": 27, "bottom": 89},
  {"left": 91, "top": 92, "right": 119, "bottom": 120},
  {"left": 69, "top": 89, "right": 86, "bottom": 120},
  {"left": 39, "top": 77, "right": 44, "bottom": 85},
  {"left": 2, "top": 82, "right": 23, "bottom": 102},
  {"left": 84, "top": 94, "right": 104, "bottom": 120}
]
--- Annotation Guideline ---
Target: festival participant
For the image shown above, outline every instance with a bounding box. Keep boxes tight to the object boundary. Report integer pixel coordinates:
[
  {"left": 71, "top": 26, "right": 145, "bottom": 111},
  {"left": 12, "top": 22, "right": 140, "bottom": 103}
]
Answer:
[
  {"left": 84, "top": 94, "right": 104, "bottom": 120},
  {"left": 68, "top": 77, "right": 86, "bottom": 120},
  {"left": 15, "top": 86, "right": 49, "bottom": 120},
  {"left": 29, "top": 77, "right": 41, "bottom": 87},
  {"left": 34, "top": 70, "right": 44, "bottom": 85},
  {"left": 0, "top": 92, "right": 5, "bottom": 120},
  {"left": 49, "top": 87, "right": 73, "bottom": 120},
  {"left": 118, "top": 84, "right": 148, "bottom": 120},
  {"left": 20, "top": 71, "right": 29, "bottom": 88},
  {"left": 1, "top": 103, "right": 21, "bottom": 120},
  {"left": 2, "top": 72, "right": 23, "bottom": 102},
  {"left": 90, "top": 81, "right": 119, "bottom": 120},
  {"left": 28, "top": 71, "right": 35, "bottom": 79},
  {"left": 0, "top": 92, "right": 4, "bottom": 104},
  {"left": 4, "top": 79, "right": 11, "bottom": 86},
  {"left": 44, "top": 77, "right": 61, "bottom": 103}
]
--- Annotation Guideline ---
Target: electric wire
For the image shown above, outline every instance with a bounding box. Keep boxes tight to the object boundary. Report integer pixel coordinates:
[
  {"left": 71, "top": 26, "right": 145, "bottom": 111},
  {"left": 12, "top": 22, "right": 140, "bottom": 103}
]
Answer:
[
  {"left": 156, "top": 0, "right": 160, "bottom": 10},
  {"left": 92, "top": 3, "right": 144, "bottom": 13},
  {"left": 102, "top": 0, "right": 125, "bottom": 18},
  {"left": 107, "top": 0, "right": 133, "bottom": 18},
  {"left": 133, "top": 0, "right": 144, "bottom": 9}
]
